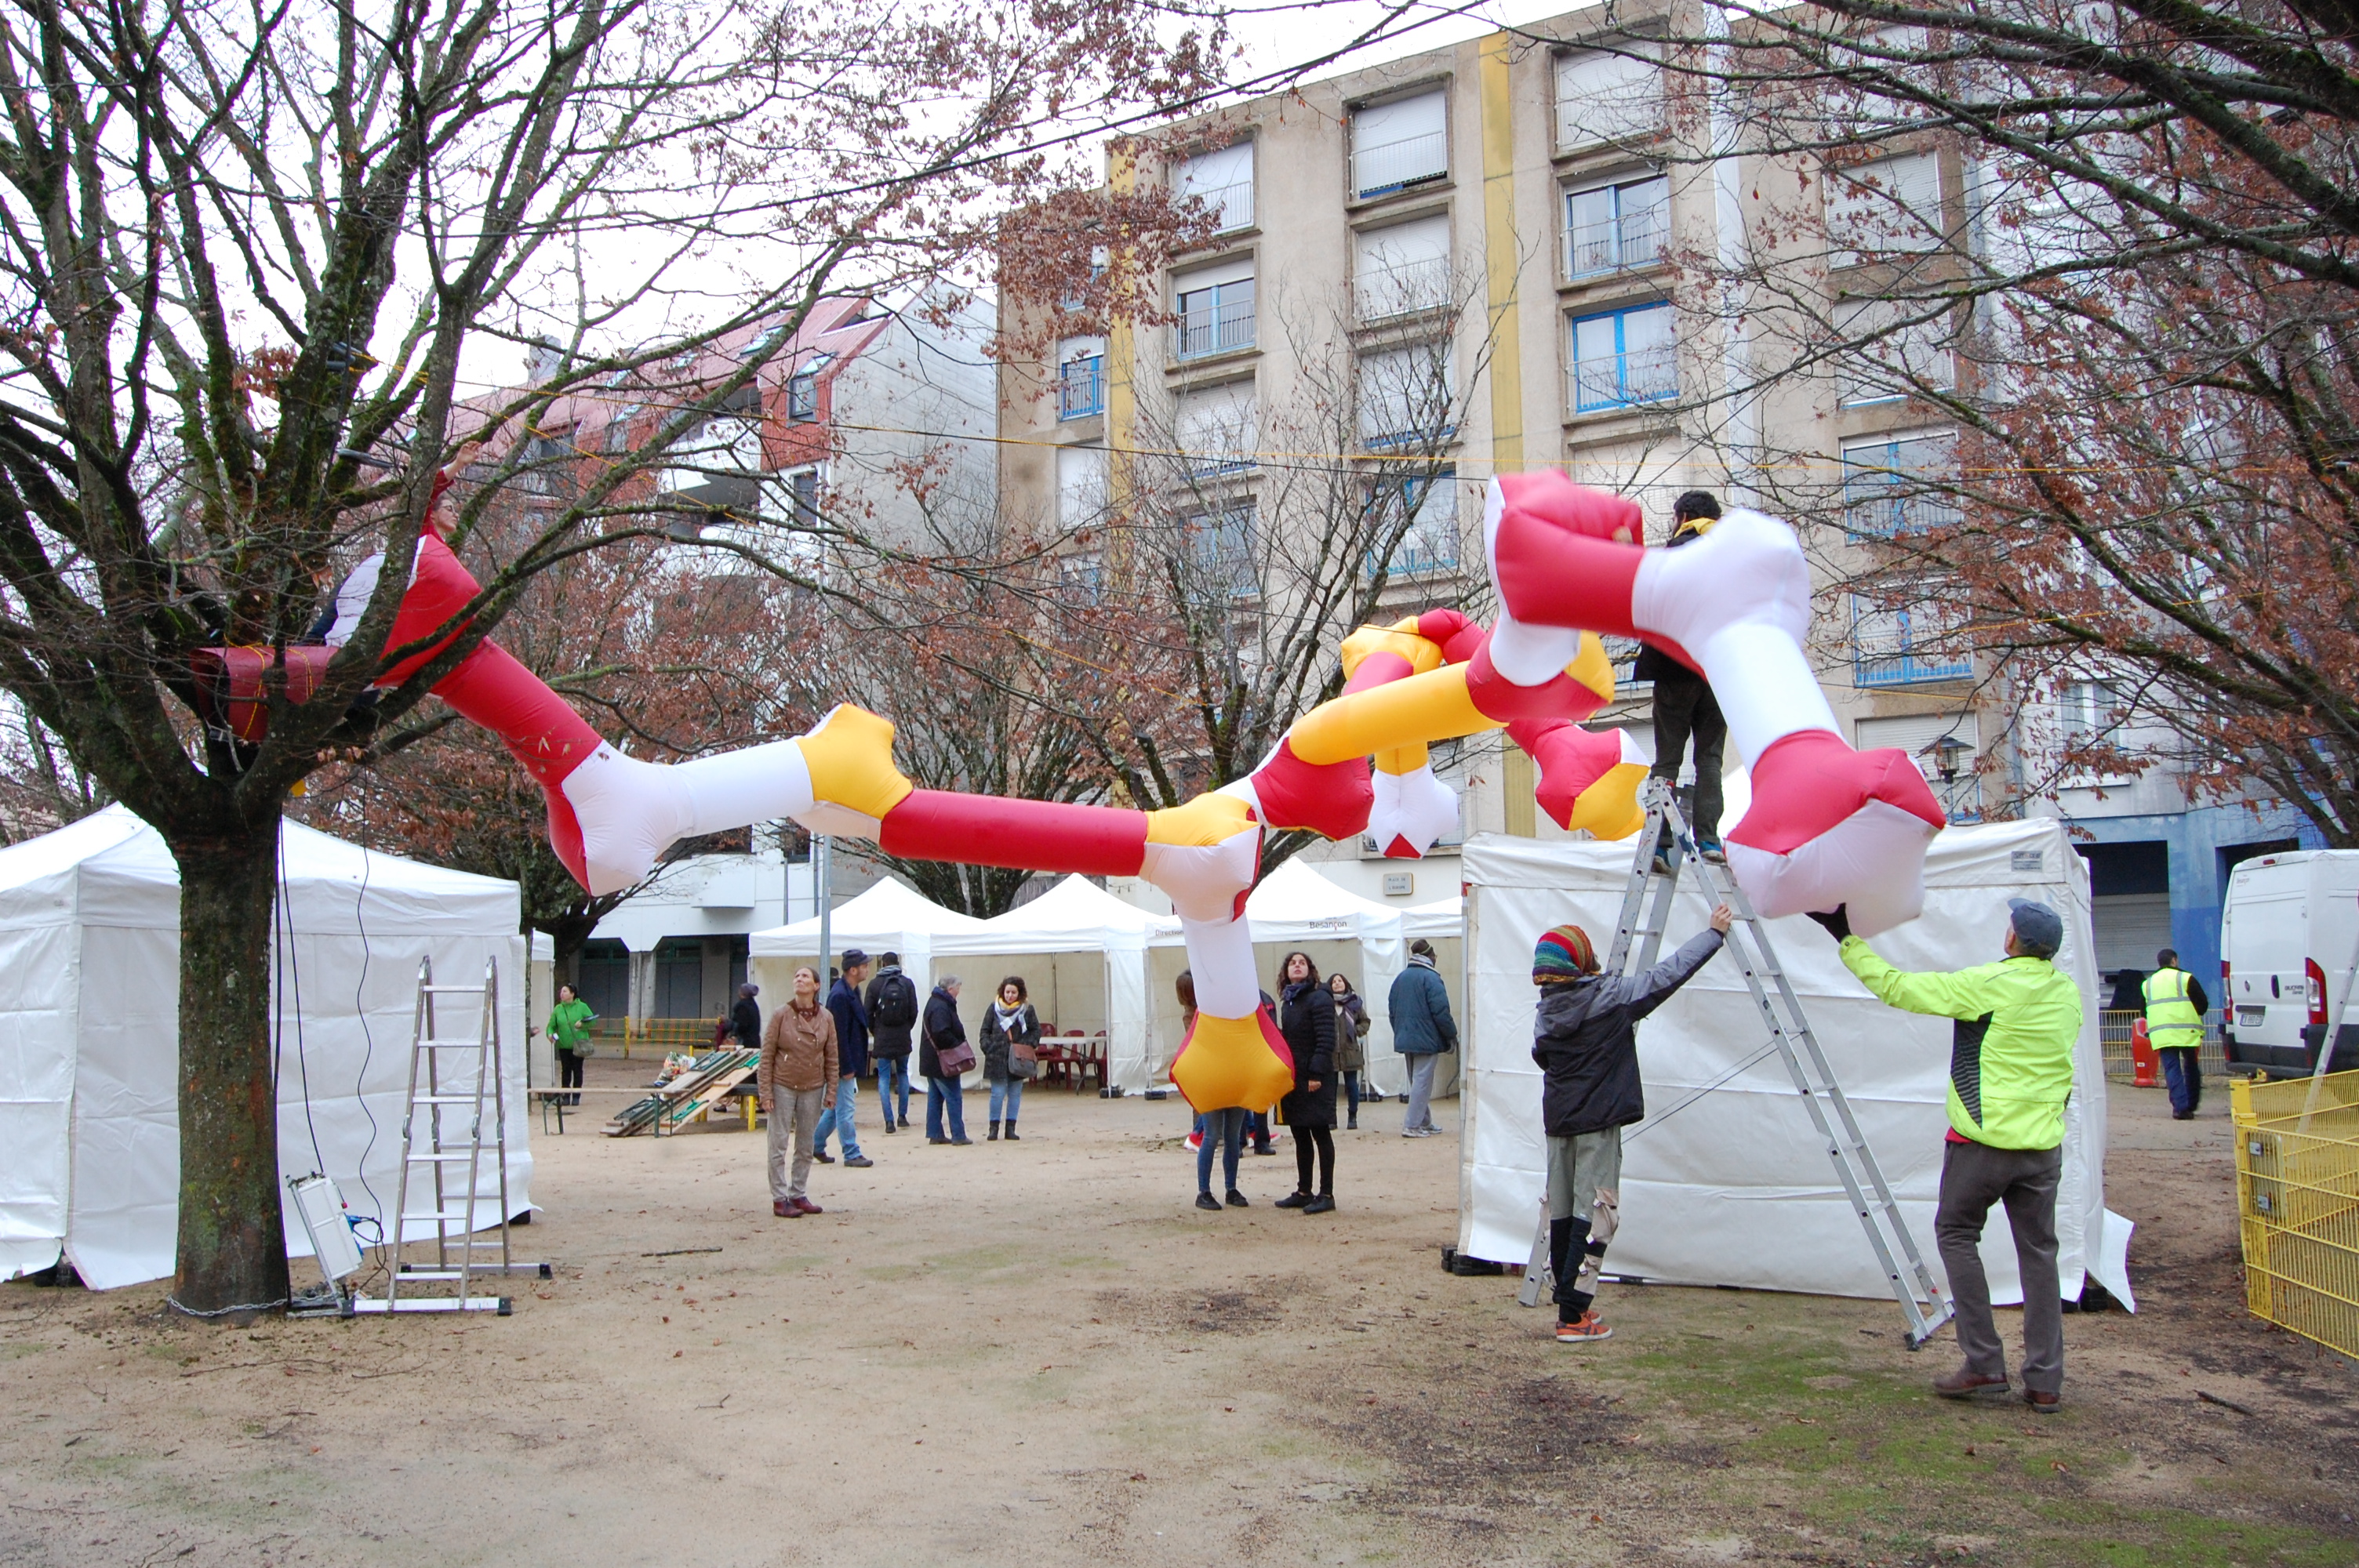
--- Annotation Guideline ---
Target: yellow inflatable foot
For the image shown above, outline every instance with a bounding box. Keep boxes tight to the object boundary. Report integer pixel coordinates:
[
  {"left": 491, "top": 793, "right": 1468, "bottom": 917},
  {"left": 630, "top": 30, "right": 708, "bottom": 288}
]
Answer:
[
  {"left": 1171, "top": 1009, "right": 1296, "bottom": 1113},
  {"left": 794, "top": 705, "right": 914, "bottom": 832}
]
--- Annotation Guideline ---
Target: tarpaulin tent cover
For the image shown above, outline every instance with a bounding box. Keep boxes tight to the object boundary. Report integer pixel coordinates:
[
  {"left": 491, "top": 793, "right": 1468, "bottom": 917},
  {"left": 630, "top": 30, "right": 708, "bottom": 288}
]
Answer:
[
  {"left": 0, "top": 806, "right": 532, "bottom": 1290},
  {"left": 1458, "top": 819, "right": 2135, "bottom": 1309},
  {"left": 932, "top": 874, "right": 1161, "bottom": 1091}
]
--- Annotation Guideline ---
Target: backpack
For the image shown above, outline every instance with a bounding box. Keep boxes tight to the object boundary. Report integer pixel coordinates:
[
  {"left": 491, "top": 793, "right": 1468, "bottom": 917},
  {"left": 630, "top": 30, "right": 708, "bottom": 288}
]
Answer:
[{"left": 869, "top": 973, "right": 918, "bottom": 1030}]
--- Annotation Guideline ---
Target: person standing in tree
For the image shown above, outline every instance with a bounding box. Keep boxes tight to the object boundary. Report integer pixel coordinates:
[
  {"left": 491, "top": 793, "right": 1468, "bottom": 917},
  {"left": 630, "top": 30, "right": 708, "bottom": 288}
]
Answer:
[
  {"left": 2143, "top": 947, "right": 2208, "bottom": 1120},
  {"left": 1532, "top": 908, "right": 1732, "bottom": 1343}
]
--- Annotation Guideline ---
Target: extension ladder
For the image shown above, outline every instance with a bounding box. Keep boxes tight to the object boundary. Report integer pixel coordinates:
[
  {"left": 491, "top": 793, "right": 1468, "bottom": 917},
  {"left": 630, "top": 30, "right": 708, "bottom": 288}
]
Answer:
[
  {"left": 355, "top": 956, "right": 529, "bottom": 1315},
  {"left": 1522, "top": 779, "right": 1954, "bottom": 1348}
]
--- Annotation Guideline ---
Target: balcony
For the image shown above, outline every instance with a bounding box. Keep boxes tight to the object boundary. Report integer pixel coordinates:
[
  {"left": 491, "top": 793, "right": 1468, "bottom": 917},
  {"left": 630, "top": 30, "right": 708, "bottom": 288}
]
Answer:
[
  {"left": 1854, "top": 637, "right": 1972, "bottom": 687},
  {"left": 1058, "top": 356, "right": 1105, "bottom": 419},
  {"left": 1176, "top": 294, "right": 1256, "bottom": 360},
  {"left": 1354, "top": 132, "right": 1447, "bottom": 199},
  {"left": 1356, "top": 259, "right": 1452, "bottom": 322},
  {"left": 1567, "top": 210, "right": 1665, "bottom": 279},
  {"left": 1570, "top": 344, "right": 1676, "bottom": 412}
]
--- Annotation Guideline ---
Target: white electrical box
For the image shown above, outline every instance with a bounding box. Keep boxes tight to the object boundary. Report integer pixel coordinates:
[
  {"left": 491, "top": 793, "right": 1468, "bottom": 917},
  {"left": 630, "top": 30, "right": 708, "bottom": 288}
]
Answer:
[{"left": 287, "top": 1174, "right": 364, "bottom": 1283}]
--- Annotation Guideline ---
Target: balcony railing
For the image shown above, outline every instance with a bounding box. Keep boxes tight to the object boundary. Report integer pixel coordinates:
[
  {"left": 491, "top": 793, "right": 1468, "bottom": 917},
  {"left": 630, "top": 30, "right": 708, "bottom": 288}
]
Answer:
[
  {"left": 1354, "top": 131, "right": 1447, "bottom": 198},
  {"left": 1058, "top": 357, "right": 1105, "bottom": 419},
  {"left": 1176, "top": 298, "right": 1256, "bottom": 359},
  {"left": 1355, "top": 259, "right": 1452, "bottom": 321},
  {"left": 1567, "top": 211, "right": 1666, "bottom": 278},
  {"left": 1186, "top": 178, "right": 1254, "bottom": 234},
  {"left": 1854, "top": 647, "right": 1973, "bottom": 687},
  {"left": 1571, "top": 344, "right": 1677, "bottom": 412}
]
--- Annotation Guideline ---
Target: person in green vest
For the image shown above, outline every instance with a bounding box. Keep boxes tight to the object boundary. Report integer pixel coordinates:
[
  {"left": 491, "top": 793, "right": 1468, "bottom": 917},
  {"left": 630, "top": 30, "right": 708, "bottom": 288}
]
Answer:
[
  {"left": 1808, "top": 898, "right": 2082, "bottom": 1414},
  {"left": 2143, "top": 947, "right": 2208, "bottom": 1120},
  {"left": 547, "top": 983, "right": 598, "bottom": 1107}
]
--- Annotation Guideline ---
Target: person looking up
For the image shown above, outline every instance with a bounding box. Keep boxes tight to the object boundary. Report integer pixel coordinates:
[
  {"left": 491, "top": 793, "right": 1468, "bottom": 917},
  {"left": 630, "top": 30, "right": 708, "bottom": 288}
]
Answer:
[
  {"left": 1274, "top": 951, "right": 1339, "bottom": 1214},
  {"left": 758, "top": 965, "right": 838, "bottom": 1218}
]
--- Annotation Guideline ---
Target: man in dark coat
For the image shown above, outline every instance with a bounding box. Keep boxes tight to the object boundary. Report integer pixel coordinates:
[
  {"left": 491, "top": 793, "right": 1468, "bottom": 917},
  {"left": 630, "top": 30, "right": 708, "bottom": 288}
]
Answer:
[
  {"left": 729, "top": 982, "right": 762, "bottom": 1052},
  {"left": 1531, "top": 906, "right": 1731, "bottom": 1343},
  {"left": 814, "top": 949, "right": 874, "bottom": 1167},
  {"left": 1276, "top": 954, "right": 1339, "bottom": 1214},
  {"left": 1635, "top": 490, "right": 1728, "bottom": 862},
  {"left": 1389, "top": 938, "right": 1459, "bottom": 1137},
  {"left": 865, "top": 952, "right": 919, "bottom": 1133},
  {"left": 920, "top": 976, "right": 973, "bottom": 1145}
]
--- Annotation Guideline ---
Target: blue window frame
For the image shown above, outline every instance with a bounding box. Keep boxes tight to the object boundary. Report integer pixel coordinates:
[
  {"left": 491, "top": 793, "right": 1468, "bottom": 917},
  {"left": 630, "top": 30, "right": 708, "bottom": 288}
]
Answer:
[
  {"left": 1570, "top": 303, "right": 1675, "bottom": 412},
  {"left": 1058, "top": 354, "right": 1105, "bottom": 419},
  {"left": 1176, "top": 278, "right": 1255, "bottom": 359},
  {"left": 1852, "top": 597, "right": 1970, "bottom": 687},
  {"left": 1841, "top": 431, "right": 1958, "bottom": 536},
  {"left": 1364, "top": 469, "right": 1459, "bottom": 577}
]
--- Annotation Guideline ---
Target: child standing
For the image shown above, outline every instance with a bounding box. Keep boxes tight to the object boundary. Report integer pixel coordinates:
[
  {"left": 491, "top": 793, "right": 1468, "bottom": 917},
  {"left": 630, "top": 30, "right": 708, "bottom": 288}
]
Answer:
[{"left": 1531, "top": 906, "right": 1732, "bottom": 1342}]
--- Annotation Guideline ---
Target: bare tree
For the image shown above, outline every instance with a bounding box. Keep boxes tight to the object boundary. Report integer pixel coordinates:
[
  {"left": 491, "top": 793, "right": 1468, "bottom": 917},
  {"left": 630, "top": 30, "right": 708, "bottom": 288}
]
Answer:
[{"left": 0, "top": 0, "right": 1224, "bottom": 1313}]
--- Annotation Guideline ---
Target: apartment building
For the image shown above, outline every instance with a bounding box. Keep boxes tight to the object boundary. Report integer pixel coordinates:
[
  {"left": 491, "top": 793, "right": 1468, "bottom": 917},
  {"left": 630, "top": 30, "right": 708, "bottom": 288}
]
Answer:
[{"left": 1000, "top": 2, "right": 1989, "bottom": 906}]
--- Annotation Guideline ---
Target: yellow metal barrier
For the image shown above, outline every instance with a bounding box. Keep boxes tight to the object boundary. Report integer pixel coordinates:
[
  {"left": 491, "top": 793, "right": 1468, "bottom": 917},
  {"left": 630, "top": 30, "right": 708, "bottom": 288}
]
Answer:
[{"left": 2232, "top": 1069, "right": 2359, "bottom": 1360}]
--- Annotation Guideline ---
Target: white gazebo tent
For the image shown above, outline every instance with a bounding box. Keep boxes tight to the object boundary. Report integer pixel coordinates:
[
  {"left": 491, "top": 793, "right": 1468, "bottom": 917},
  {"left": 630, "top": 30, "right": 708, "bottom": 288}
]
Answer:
[
  {"left": 747, "top": 874, "right": 985, "bottom": 1026},
  {"left": 930, "top": 875, "right": 1163, "bottom": 1091},
  {"left": 0, "top": 805, "right": 533, "bottom": 1290},
  {"left": 1149, "top": 858, "right": 1416, "bottom": 1095},
  {"left": 1456, "top": 819, "right": 2135, "bottom": 1308}
]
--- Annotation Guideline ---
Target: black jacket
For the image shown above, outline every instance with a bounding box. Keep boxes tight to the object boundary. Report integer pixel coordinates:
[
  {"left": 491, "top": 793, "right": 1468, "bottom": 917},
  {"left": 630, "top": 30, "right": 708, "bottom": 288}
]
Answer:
[
  {"left": 980, "top": 1001, "right": 1041, "bottom": 1083},
  {"left": 826, "top": 977, "right": 871, "bottom": 1077},
  {"left": 729, "top": 995, "right": 762, "bottom": 1052},
  {"left": 919, "top": 986, "right": 968, "bottom": 1079},
  {"left": 1531, "top": 930, "right": 1724, "bottom": 1138},
  {"left": 1630, "top": 524, "right": 1708, "bottom": 686},
  {"left": 865, "top": 967, "right": 919, "bottom": 1058},
  {"left": 1278, "top": 980, "right": 1338, "bottom": 1130}
]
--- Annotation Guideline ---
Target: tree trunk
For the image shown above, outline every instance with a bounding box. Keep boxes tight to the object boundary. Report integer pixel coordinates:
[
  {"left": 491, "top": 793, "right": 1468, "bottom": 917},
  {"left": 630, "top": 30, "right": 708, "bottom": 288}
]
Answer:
[{"left": 169, "top": 816, "right": 289, "bottom": 1317}]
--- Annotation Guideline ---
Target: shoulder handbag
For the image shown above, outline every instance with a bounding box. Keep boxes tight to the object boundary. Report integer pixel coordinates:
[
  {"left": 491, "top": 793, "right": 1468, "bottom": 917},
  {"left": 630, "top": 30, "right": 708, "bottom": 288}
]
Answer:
[
  {"left": 925, "top": 1014, "right": 977, "bottom": 1078},
  {"left": 1007, "top": 1011, "right": 1040, "bottom": 1080}
]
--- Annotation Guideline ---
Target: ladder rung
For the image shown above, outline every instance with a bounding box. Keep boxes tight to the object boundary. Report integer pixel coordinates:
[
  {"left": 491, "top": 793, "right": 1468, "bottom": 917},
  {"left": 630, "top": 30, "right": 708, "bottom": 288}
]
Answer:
[
  {"left": 412, "top": 1094, "right": 479, "bottom": 1105},
  {"left": 405, "top": 1152, "right": 482, "bottom": 1163},
  {"left": 399, "top": 1210, "right": 478, "bottom": 1223},
  {"left": 418, "top": 1039, "right": 486, "bottom": 1049},
  {"left": 390, "top": 1269, "right": 479, "bottom": 1280},
  {"left": 420, "top": 985, "right": 487, "bottom": 993}
]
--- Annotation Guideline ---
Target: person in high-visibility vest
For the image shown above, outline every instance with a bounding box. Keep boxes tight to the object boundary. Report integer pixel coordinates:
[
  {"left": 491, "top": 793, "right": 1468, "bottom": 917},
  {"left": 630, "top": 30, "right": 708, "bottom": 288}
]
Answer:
[
  {"left": 2143, "top": 948, "right": 2208, "bottom": 1120},
  {"left": 1808, "top": 897, "right": 2081, "bottom": 1414}
]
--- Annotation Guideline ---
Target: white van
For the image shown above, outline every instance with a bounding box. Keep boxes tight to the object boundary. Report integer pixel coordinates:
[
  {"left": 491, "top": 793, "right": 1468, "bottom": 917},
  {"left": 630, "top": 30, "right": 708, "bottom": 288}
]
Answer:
[{"left": 2219, "top": 849, "right": 2359, "bottom": 1075}]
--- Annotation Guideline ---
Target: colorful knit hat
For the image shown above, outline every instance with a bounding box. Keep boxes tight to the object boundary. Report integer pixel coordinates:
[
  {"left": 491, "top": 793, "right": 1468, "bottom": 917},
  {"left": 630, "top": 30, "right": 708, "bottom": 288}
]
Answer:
[{"left": 1533, "top": 924, "right": 1598, "bottom": 978}]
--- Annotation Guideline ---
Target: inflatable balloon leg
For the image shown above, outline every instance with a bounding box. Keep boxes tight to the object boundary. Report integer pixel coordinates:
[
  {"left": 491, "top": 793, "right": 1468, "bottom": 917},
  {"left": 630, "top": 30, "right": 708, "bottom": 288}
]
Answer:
[{"left": 1481, "top": 472, "right": 1943, "bottom": 933}]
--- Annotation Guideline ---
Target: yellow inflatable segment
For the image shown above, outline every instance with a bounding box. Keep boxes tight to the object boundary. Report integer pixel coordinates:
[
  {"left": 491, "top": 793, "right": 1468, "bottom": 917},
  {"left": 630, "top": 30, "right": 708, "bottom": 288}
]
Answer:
[
  {"left": 1145, "top": 790, "right": 1257, "bottom": 848},
  {"left": 795, "top": 704, "right": 914, "bottom": 821},
  {"left": 1289, "top": 662, "right": 1494, "bottom": 767},
  {"left": 1171, "top": 1011, "right": 1296, "bottom": 1113}
]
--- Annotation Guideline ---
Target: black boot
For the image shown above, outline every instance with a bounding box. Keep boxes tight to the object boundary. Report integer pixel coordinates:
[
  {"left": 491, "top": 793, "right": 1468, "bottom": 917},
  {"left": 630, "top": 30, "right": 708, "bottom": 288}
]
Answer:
[
  {"left": 988, "top": 1120, "right": 1001, "bottom": 1142},
  {"left": 1004, "top": 1121, "right": 1020, "bottom": 1141},
  {"left": 1550, "top": 1215, "right": 1593, "bottom": 1319}
]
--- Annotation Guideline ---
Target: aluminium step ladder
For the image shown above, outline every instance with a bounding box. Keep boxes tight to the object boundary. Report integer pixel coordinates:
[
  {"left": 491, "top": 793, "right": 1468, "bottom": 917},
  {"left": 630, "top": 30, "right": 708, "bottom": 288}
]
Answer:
[
  {"left": 1522, "top": 779, "right": 1954, "bottom": 1348},
  {"left": 353, "top": 955, "right": 541, "bottom": 1315}
]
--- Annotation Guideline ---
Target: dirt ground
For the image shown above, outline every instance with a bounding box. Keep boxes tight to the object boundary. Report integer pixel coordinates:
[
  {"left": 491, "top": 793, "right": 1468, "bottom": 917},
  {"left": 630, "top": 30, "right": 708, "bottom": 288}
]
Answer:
[{"left": 4, "top": 1065, "right": 2354, "bottom": 1568}]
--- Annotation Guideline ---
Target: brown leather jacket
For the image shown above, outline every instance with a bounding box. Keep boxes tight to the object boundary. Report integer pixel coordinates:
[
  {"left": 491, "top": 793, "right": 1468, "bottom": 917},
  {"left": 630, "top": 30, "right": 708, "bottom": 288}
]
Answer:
[{"left": 759, "top": 1000, "right": 838, "bottom": 1099}]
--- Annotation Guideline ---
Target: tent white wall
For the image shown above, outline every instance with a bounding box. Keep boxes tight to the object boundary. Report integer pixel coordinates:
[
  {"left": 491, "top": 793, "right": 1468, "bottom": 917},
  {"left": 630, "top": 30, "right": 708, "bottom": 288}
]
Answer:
[
  {"left": 1457, "top": 820, "right": 2135, "bottom": 1309},
  {"left": 0, "top": 806, "right": 532, "bottom": 1290},
  {"left": 931, "top": 875, "right": 1161, "bottom": 1091},
  {"left": 749, "top": 877, "right": 987, "bottom": 1076}
]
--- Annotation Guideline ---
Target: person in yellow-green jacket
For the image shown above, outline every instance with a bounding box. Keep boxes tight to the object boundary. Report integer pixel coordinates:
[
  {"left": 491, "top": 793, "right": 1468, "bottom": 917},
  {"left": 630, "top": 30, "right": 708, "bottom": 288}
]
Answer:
[
  {"left": 1807, "top": 897, "right": 2081, "bottom": 1415},
  {"left": 2143, "top": 947, "right": 2208, "bottom": 1120},
  {"left": 547, "top": 984, "right": 597, "bottom": 1107}
]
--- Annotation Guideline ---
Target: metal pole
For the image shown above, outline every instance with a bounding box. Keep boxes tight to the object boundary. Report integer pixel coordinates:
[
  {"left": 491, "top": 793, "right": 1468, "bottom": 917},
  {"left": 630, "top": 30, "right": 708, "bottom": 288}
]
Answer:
[{"left": 816, "top": 834, "right": 833, "bottom": 982}]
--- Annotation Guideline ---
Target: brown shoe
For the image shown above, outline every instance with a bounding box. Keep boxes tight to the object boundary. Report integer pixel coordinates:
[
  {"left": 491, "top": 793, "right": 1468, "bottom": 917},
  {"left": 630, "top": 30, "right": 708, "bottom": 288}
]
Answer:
[
  {"left": 1932, "top": 1365, "right": 2011, "bottom": 1399},
  {"left": 772, "top": 1200, "right": 797, "bottom": 1218},
  {"left": 2024, "top": 1388, "right": 2062, "bottom": 1415},
  {"left": 792, "top": 1196, "right": 824, "bottom": 1216}
]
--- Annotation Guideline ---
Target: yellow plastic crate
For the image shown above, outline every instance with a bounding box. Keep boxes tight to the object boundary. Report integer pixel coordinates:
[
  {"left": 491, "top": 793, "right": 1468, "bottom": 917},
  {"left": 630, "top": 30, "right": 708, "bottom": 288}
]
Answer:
[{"left": 2232, "top": 1070, "right": 2359, "bottom": 1360}]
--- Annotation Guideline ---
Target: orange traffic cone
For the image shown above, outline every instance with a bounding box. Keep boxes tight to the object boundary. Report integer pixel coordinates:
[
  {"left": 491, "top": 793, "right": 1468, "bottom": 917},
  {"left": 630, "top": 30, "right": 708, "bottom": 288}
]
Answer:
[{"left": 2130, "top": 1018, "right": 2159, "bottom": 1087}]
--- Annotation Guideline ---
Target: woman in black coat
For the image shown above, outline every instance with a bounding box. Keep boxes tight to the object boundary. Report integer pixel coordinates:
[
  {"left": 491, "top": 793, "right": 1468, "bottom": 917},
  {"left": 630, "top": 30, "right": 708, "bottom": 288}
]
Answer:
[{"left": 1274, "top": 950, "right": 1338, "bottom": 1214}]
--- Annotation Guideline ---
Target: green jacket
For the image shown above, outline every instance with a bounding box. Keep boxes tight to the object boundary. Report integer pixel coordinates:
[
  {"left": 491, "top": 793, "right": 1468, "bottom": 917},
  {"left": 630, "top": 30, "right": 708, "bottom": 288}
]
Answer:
[
  {"left": 1839, "top": 938, "right": 2081, "bottom": 1151},
  {"left": 547, "top": 997, "right": 597, "bottom": 1052}
]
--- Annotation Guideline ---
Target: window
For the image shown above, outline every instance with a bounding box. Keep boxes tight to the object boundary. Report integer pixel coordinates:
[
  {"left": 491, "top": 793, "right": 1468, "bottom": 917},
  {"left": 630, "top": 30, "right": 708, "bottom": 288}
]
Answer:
[
  {"left": 1187, "top": 503, "right": 1259, "bottom": 597},
  {"left": 1174, "top": 260, "right": 1255, "bottom": 358},
  {"left": 2063, "top": 680, "right": 2124, "bottom": 747},
  {"left": 1176, "top": 142, "right": 1254, "bottom": 234},
  {"left": 1556, "top": 45, "right": 1663, "bottom": 151},
  {"left": 1175, "top": 382, "right": 1257, "bottom": 477},
  {"left": 1056, "top": 444, "right": 1107, "bottom": 528},
  {"left": 1059, "top": 550, "right": 1104, "bottom": 604},
  {"left": 1841, "top": 430, "right": 1958, "bottom": 535},
  {"left": 1851, "top": 594, "right": 1970, "bottom": 687},
  {"left": 1570, "top": 303, "right": 1676, "bottom": 412},
  {"left": 601, "top": 404, "right": 643, "bottom": 455},
  {"left": 787, "top": 369, "right": 820, "bottom": 421},
  {"left": 1358, "top": 345, "right": 1455, "bottom": 451},
  {"left": 1367, "top": 469, "right": 1459, "bottom": 576},
  {"left": 1565, "top": 174, "right": 1668, "bottom": 278},
  {"left": 1834, "top": 296, "right": 1954, "bottom": 406},
  {"left": 787, "top": 467, "right": 820, "bottom": 524},
  {"left": 1056, "top": 336, "right": 1106, "bottom": 419},
  {"left": 1355, "top": 214, "right": 1452, "bottom": 321},
  {"left": 1352, "top": 90, "right": 1447, "bottom": 199},
  {"left": 1826, "top": 151, "right": 1943, "bottom": 267}
]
